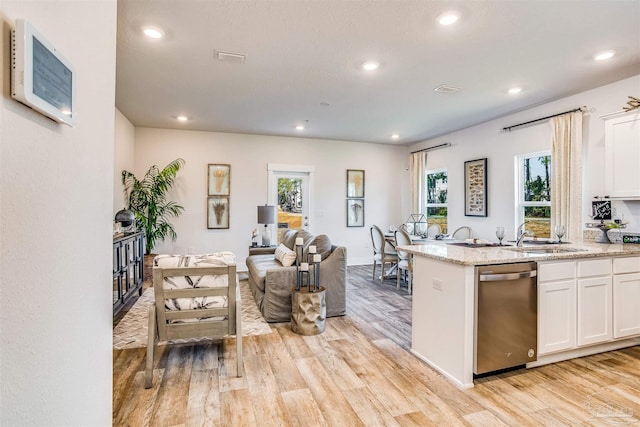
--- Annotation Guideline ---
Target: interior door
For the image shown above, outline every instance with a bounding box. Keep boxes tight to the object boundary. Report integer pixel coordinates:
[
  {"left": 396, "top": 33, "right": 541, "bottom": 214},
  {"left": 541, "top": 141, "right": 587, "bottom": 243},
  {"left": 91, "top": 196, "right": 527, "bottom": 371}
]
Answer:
[{"left": 270, "top": 171, "right": 311, "bottom": 244}]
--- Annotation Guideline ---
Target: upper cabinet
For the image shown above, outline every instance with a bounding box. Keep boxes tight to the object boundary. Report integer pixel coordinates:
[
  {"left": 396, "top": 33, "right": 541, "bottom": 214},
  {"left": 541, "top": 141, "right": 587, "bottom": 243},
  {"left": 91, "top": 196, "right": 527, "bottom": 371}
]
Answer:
[{"left": 604, "top": 112, "right": 640, "bottom": 199}]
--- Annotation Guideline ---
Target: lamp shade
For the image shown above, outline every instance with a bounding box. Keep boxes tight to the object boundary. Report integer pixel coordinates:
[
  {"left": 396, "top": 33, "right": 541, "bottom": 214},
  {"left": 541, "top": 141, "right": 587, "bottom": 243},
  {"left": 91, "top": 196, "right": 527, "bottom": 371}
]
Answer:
[{"left": 257, "top": 205, "right": 276, "bottom": 225}]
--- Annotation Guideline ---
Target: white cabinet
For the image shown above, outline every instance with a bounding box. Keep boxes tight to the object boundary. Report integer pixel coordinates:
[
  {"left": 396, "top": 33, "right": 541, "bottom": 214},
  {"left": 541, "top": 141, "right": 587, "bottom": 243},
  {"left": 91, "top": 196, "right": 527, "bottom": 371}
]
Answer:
[
  {"left": 613, "top": 256, "right": 640, "bottom": 338},
  {"left": 577, "top": 276, "right": 612, "bottom": 346},
  {"left": 604, "top": 113, "right": 640, "bottom": 198},
  {"left": 539, "top": 279, "right": 576, "bottom": 354},
  {"left": 538, "top": 261, "right": 576, "bottom": 355},
  {"left": 576, "top": 258, "right": 612, "bottom": 346},
  {"left": 539, "top": 259, "right": 615, "bottom": 353}
]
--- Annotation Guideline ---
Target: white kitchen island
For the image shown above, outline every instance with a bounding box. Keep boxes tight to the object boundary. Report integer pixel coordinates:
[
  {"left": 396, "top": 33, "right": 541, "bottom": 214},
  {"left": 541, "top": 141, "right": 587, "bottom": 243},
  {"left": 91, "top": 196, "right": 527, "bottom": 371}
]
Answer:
[{"left": 399, "top": 241, "right": 640, "bottom": 389}]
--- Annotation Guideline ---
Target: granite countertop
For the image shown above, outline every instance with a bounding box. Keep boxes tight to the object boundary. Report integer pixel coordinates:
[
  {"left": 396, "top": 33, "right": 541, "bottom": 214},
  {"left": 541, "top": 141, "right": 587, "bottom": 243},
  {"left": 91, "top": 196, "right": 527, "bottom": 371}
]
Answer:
[{"left": 398, "top": 240, "right": 640, "bottom": 266}]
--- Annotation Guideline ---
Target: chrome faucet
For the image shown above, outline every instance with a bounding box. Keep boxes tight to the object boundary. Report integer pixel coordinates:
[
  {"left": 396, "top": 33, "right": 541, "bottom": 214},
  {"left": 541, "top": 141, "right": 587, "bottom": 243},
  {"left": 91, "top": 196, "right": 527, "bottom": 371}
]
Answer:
[{"left": 516, "top": 222, "right": 533, "bottom": 247}]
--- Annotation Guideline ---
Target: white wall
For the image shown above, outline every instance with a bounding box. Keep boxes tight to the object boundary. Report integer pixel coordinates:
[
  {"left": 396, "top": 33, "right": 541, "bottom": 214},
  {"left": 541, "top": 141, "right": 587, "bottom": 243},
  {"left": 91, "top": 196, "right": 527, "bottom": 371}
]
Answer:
[
  {"left": 132, "top": 128, "right": 409, "bottom": 266},
  {"left": 411, "top": 75, "right": 640, "bottom": 242},
  {"left": 0, "top": 2, "right": 116, "bottom": 426},
  {"left": 114, "top": 109, "right": 135, "bottom": 215}
]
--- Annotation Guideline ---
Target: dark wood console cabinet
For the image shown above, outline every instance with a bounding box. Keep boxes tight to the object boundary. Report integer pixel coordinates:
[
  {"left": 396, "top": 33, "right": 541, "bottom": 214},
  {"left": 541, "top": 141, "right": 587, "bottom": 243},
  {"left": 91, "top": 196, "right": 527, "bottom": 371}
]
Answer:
[{"left": 113, "top": 231, "right": 144, "bottom": 316}]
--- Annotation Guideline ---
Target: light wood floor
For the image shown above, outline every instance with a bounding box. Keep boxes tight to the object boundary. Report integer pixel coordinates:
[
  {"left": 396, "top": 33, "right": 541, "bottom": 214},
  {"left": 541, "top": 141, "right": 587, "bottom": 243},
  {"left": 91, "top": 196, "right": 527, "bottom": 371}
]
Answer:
[{"left": 113, "top": 265, "right": 640, "bottom": 426}]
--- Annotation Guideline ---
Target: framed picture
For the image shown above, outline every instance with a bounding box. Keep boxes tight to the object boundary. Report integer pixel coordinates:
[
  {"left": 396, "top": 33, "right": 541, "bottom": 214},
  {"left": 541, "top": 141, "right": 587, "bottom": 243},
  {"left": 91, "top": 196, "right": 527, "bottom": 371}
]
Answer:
[
  {"left": 208, "top": 164, "right": 230, "bottom": 196},
  {"left": 207, "top": 197, "right": 229, "bottom": 229},
  {"left": 347, "top": 199, "right": 365, "bottom": 227},
  {"left": 464, "top": 158, "right": 488, "bottom": 217},
  {"left": 592, "top": 200, "right": 612, "bottom": 220},
  {"left": 346, "top": 169, "right": 365, "bottom": 198}
]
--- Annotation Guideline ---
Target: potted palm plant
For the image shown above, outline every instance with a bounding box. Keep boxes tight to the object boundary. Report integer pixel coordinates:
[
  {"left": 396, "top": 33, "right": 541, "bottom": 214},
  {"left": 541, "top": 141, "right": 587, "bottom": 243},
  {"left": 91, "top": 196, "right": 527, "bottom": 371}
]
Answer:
[{"left": 121, "top": 159, "right": 186, "bottom": 273}]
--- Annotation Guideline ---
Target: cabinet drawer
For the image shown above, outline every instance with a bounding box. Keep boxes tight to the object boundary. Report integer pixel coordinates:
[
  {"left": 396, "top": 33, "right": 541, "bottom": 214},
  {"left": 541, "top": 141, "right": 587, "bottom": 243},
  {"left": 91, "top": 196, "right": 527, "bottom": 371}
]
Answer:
[
  {"left": 539, "top": 261, "right": 575, "bottom": 282},
  {"left": 613, "top": 256, "right": 640, "bottom": 275},
  {"left": 577, "top": 258, "right": 611, "bottom": 278}
]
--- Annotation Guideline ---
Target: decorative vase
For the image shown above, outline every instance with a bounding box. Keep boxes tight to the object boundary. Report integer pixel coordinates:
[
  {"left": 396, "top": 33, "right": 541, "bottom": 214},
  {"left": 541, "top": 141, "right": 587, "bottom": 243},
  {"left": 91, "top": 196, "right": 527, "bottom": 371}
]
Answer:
[{"left": 595, "top": 226, "right": 611, "bottom": 244}]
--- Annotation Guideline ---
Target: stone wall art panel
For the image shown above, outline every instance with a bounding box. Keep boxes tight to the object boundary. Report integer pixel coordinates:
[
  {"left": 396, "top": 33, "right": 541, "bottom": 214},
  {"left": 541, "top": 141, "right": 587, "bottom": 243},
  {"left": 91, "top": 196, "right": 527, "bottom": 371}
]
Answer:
[{"left": 464, "top": 158, "right": 487, "bottom": 217}]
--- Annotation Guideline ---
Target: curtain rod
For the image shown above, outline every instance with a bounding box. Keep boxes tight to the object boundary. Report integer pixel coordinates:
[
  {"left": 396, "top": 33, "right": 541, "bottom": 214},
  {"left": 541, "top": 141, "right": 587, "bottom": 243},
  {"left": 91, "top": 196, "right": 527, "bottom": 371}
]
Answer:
[
  {"left": 410, "top": 142, "right": 451, "bottom": 154},
  {"left": 501, "top": 106, "right": 587, "bottom": 132}
]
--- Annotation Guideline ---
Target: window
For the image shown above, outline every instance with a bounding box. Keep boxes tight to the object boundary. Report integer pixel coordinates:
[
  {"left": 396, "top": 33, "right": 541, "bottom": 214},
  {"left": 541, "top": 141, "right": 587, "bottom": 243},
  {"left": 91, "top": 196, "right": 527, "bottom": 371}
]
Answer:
[
  {"left": 516, "top": 152, "right": 551, "bottom": 238},
  {"left": 425, "top": 169, "right": 448, "bottom": 233}
]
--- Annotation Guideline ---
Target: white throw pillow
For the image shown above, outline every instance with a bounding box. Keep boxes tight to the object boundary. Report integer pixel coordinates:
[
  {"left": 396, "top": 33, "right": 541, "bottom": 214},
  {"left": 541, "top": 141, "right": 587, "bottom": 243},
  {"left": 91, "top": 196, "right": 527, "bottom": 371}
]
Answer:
[{"left": 275, "top": 243, "right": 297, "bottom": 267}]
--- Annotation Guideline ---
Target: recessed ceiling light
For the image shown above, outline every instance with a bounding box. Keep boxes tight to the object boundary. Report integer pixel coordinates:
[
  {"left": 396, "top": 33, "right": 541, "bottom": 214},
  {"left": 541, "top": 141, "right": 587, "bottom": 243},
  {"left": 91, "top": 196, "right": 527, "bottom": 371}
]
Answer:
[
  {"left": 214, "top": 50, "right": 247, "bottom": 64},
  {"left": 295, "top": 125, "right": 305, "bottom": 131},
  {"left": 438, "top": 12, "right": 460, "bottom": 26},
  {"left": 508, "top": 87, "right": 522, "bottom": 95},
  {"left": 362, "top": 61, "right": 379, "bottom": 71},
  {"left": 391, "top": 134, "right": 400, "bottom": 140},
  {"left": 143, "top": 26, "right": 164, "bottom": 39},
  {"left": 176, "top": 115, "right": 189, "bottom": 122},
  {"left": 593, "top": 50, "right": 615, "bottom": 61}
]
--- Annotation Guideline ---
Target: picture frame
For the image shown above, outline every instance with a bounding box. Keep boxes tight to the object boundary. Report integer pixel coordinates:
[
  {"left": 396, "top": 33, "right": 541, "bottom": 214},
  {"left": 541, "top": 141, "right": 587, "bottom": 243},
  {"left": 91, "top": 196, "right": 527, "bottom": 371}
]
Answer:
[
  {"left": 346, "top": 169, "right": 365, "bottom": 198},
  {"left": 464, "top": 158, "right": 488, "bottom": 217},
  {"left": 207, "top": 197, "right": 229, "bottom": 229},
  {"left": 346, "top": 198, "right": 365, "bottom": 227},
  {"left": 592, "top": 200, "right": 612, "bottom": 220},
  {"left": 208, "top": 164, "right": 230, "bottom": 196}
]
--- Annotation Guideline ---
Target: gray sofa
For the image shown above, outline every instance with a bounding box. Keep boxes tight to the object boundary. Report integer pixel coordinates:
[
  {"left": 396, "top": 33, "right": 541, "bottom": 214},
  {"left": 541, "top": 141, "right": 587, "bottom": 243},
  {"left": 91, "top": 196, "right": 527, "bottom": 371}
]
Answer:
[{"left": 246, "top": 229, "right": 347, "bottom": 322}]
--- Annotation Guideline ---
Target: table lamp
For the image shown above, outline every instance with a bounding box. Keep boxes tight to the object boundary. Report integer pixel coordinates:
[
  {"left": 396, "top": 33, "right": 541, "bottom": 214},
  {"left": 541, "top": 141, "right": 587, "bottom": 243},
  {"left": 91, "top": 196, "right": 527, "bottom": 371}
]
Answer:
[{"left": 257, "top": 205, "right": 276, "bottom": 246}]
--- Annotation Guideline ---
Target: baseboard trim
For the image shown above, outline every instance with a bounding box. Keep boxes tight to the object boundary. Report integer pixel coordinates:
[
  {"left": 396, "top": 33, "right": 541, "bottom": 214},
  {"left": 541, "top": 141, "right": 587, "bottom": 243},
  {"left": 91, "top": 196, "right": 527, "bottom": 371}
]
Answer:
[{"left": 528, "top": 337, "right": 640, "bottom": 368}]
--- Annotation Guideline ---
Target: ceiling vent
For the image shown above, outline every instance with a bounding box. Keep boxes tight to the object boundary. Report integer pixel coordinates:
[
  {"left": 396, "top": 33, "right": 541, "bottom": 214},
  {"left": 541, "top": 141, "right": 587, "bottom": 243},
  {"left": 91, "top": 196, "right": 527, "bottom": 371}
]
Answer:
[
  {"left": 214, "top": 50, "right": 247, "bottom": 64},
  {"left": 434, "top": 84, "right": 461, "bottom": 94}
]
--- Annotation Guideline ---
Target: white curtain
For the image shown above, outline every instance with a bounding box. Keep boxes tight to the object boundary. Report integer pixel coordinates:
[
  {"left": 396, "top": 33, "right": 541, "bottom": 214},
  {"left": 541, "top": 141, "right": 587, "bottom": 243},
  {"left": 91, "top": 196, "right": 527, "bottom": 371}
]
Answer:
[
  {"left": 410, "top": 150, "right": 426, "bottom": 214},
  {"left": 550, "top": 111, "right": 583, "bottom": 241}
]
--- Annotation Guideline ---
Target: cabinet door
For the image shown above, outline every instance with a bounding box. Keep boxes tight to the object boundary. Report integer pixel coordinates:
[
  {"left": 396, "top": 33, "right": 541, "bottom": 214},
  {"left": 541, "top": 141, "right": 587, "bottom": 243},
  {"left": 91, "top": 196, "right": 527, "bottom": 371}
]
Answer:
[
  {"left": 538, "top": 279, "right": 576, "bottom": 355},
  {"left": 577, "top": 276, "right": 612, "bottom": 346},
  {"left": 613, "top": 272, "right": 640, "bottom": 338},
  {"left": 605, "top": 114, "right": 640, "bottom": 198}
]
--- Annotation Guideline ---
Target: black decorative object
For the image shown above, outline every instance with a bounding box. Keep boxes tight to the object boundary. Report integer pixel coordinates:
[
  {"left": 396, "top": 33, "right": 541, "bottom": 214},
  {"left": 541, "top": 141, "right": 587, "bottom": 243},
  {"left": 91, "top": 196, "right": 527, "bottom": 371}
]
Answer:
[
  {"left": 295, "top": 243, "right": 321, "bottom": 292},
  {"left": 592, "top": 200, "right": 612, "bottom": 221}
]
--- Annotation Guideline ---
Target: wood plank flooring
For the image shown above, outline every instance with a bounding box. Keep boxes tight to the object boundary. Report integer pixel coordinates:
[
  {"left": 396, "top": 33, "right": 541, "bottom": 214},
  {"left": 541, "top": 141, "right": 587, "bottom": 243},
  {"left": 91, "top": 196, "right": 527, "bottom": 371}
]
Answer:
[{"left": 113, "top": 265, "right": 640, "bottom": 426}]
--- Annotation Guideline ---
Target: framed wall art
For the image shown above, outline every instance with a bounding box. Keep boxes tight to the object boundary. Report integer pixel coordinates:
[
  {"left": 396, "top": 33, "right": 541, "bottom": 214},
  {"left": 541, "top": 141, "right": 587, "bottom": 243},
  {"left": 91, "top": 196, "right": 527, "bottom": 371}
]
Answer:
[
  {"left": 464, "top": 158, "right": 487, "bottom": 217},
  {"left": 207, "top": 197, "right": 230, "bottom": 229},
  {"left": 346, "top": 169, "right": 365, "bottom": 198},
  {"left": 347, "top": 199, "right": 365, "bottom": 227},
  {"left": 208, "top": 164, "right": 230, "bottom": 196}
]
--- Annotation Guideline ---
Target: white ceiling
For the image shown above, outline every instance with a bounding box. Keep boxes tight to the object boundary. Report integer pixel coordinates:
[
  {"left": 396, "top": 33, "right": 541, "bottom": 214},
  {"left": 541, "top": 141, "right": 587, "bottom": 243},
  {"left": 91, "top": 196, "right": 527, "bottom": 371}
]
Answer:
[{"left": 116, "top": 0, "right": 640, "bottom": 145}]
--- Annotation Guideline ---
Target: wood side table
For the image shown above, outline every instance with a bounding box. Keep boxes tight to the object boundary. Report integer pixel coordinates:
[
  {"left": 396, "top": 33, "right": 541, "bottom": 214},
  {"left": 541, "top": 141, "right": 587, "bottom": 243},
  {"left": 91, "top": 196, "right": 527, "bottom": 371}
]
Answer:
[
  {"left": 290, "top": 287, "right": 326, "bottom": 335},
  {"left": 248, "top": 245, "right": 277, "bottom": 255}
]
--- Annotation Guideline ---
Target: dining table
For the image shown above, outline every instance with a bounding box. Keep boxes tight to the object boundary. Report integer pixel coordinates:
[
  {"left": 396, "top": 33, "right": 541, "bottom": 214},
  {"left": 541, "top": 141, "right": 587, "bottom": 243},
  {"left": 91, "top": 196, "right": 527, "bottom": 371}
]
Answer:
[{"left": 381, "top": 232, "right": 457, "bottom": 280}]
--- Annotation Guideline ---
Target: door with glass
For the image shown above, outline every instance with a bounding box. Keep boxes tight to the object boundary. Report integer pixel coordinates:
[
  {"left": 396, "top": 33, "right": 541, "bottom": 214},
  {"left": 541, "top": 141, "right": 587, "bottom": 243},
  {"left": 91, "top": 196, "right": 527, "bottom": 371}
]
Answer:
[{"left": 270, "top": 172, "right": 310, "bottom": 244}]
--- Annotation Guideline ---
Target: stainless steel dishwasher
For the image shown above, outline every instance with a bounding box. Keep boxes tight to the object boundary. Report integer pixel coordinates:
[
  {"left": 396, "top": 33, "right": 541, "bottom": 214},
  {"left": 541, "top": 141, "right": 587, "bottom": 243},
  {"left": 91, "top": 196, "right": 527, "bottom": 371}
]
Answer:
[{"left": 474, "top": 262, "right": 537, "bottom": 375}]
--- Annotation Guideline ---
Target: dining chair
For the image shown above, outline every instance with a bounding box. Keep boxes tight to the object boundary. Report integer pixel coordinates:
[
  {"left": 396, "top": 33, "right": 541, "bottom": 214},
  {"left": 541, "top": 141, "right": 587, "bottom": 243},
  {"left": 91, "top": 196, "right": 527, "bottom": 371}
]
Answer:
[
  {"left": 394, "top": 228, "right": 413, "bottom": 294},
  {"left": 426, "top": 223, "right": 441, "bottom": 238},
  {"left": 451, "top": 226, "right": 472, "bottom": 240},
  {"left": 370, "top": 225, "right": 398, "bottom": 283},
  {"left": 145, "top": 254, "right": 243, "bottom": 388}
]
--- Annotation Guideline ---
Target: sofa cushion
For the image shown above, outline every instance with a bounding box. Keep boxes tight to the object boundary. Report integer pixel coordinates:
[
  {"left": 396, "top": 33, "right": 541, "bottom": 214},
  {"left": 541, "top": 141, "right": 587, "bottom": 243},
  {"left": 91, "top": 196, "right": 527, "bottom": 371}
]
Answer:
[
  {"left": 302, "top": 234, "right": 332, "bottom": 261},
  {"left": 246, "top": 254, "right": 282, "bottom": 292},
  {"left": 310, "top": 234, "right": 332, "bottom": 260},
  {"left": 281, "top": 229, "right": 299, "bottom": 249},
  {"left": 275, "top": 243, "right": 297, "bottom": 267}
]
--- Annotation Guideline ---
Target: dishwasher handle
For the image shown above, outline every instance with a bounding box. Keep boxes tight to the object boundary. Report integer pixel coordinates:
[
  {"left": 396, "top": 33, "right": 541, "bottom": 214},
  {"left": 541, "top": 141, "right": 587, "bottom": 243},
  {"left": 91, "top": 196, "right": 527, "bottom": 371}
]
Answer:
[{"left": 479, "top": 270, "right": 537, "bottom": 282}]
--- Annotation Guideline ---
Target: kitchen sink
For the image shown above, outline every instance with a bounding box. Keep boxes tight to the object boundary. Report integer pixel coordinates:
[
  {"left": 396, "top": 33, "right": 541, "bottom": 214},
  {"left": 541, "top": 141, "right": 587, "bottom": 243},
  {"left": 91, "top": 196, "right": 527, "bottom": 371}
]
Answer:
[{"left": 506, "top": 247, "right": 587, "bottom": 254}]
